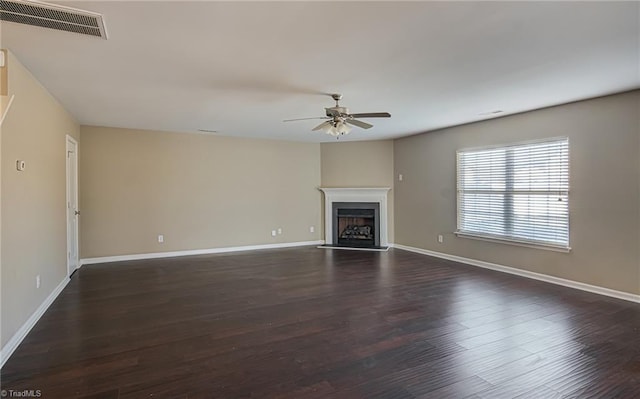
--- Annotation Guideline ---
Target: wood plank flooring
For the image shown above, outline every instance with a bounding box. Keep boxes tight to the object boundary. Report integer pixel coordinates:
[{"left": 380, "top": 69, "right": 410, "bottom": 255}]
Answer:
[{"left": 1, "top": 247, "right": 639, "bottom": 398}]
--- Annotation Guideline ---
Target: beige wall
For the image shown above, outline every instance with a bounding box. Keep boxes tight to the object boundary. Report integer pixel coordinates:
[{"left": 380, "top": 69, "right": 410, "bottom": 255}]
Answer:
[
  {"left": 321, "top": 140, "right": 395, "bottom": 243},
  {"left": 80, "top": 126, "right": 321, "bottom": 258},
  {"left": 394, "top": 91, "right": 640, "bottom": 295},
  {"left": 0, "top": 55, "right": 3, "bottom": 355},
  {"left": 1, "top": 52, "right": 80, "bottom": 349}
]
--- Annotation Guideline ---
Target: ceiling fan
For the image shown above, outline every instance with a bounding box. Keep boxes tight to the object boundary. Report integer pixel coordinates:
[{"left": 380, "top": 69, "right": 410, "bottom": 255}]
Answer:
[{"left": 283, "top": 94, "right": 391, "bottom": 137}]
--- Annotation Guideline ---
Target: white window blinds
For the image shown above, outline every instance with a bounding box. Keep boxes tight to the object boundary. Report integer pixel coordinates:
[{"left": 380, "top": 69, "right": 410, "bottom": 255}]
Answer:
[{"left": 456, "top": 137, "right": 569, "bottom": 249}]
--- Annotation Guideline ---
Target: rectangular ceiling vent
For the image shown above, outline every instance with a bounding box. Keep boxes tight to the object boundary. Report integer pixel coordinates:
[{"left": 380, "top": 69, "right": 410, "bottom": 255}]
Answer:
[{"left": 0, "top": 0, "right": 107, "bottom": 39}]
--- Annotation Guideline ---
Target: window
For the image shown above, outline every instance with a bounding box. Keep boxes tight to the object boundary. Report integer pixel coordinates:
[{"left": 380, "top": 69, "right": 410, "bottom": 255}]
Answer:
[{"left": 456, "top": 137, "right": 569, "bottom": 250}]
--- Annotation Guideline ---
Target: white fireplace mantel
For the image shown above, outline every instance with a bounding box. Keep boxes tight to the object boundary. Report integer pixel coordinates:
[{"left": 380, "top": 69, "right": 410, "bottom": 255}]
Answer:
[{"left": 319, "top": 187, "right": 391, "bottom": 247}]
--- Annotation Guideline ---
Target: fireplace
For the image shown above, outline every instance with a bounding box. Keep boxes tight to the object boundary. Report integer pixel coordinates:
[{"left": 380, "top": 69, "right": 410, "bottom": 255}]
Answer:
[
  {"left": 333, "top": 202, "right": 380, "bottom": 248},
  {"left": 319, "top": 187, "right": 390, "bottom": 249}
]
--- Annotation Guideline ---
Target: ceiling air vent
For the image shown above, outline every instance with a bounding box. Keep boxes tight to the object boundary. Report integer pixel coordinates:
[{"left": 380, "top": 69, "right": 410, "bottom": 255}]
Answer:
[{"left": 0, "top": 0, "right": 107, "bottom": 39}]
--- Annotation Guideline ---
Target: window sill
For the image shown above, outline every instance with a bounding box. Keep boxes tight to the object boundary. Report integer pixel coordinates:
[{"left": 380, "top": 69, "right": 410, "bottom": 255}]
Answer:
[{"left": 454, "top": 232, "right": 571, "bottom": 253}]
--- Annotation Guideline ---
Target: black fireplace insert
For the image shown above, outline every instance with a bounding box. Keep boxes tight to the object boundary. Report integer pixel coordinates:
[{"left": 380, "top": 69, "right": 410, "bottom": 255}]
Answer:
[{"left": 332, "top": 202, "right": 380, "bottom": 248}]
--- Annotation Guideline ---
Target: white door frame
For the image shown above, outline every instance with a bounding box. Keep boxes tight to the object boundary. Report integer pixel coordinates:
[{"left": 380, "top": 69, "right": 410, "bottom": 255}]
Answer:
[{"left": 66, "top": 135, "right": 79, "bottom": 276}]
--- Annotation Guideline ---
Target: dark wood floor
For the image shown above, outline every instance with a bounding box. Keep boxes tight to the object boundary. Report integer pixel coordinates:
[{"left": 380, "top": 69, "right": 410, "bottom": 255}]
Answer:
[{"left": 1, "top": 247, "right": 639, "bottom": 398}]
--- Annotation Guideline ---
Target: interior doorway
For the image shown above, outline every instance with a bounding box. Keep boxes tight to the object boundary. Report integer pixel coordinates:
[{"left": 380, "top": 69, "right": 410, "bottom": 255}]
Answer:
[{"left": 66, "top": 135, "right": 79, "bottom": 276}]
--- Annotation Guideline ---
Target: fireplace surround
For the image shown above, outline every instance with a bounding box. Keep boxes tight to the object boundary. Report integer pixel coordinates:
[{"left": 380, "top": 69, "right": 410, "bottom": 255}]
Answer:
[{"left": 319, "top": 187, "right": 390, "bottom": 248}]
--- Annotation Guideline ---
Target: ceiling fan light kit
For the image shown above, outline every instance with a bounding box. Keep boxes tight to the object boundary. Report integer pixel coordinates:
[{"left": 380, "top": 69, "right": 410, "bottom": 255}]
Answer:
[
  {"left": 323, "top": 120, "right": 352, "bottom": 137},
  {"left": 284, "top": 93, "right": 390, "bottom": 138}
]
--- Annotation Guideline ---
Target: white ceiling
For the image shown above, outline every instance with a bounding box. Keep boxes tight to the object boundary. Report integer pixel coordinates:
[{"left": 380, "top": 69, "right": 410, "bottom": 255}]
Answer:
[{"left": 1, "top": 1, "right": 638, "bottom": 142}]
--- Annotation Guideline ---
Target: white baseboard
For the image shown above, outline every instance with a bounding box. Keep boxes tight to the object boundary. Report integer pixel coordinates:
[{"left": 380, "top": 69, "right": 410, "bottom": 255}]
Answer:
[
  {"left": 1, "top": 276, "right": 70, "bottom": 368},
  {"left": 0, "top": 94, "right": 15, "bottom": 127},
  {"left": 81, "top": 240, "right": 325, "bottom": 265},
  {"left": 392, "top": 244, "right": 640, "bottom": 304}
]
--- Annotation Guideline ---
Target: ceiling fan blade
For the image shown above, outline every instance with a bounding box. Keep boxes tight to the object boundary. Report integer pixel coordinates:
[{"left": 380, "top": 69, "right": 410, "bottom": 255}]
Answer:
[
  {"left": 312, "top": 121, "right": 332, "bottom": 131},
  {"left": 349, "top": 112, "right": 391, "bottom": 118},
  {"left": 346, "top": 119, "right": 373, "bottom": 129},
  {"left": 283, "top": 117, "right": 328, "bottom": 122}
]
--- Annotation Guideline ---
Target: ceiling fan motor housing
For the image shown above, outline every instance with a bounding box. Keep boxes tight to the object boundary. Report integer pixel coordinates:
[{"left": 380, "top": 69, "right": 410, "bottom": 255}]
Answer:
[{"left": 326, "top": 106, "right": 349, "bottom": 117}]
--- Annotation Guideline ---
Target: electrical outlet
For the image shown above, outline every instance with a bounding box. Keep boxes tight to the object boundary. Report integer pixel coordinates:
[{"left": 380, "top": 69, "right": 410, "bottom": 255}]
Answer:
[
  {"left": 36, "top": 275, "right": 40, "bottom": 289},
  {"left": 277, "top": 228, "right": 282, "bottom": 235},
  {"left": 398, "top": 174, "right": 403, "bottom": 181},
  {"left": 309, "top": 226, "right": 315, "bottom": 233},
  {"left": 158, "top": 234, "right": 164, "bottom": 243},
  {"left": 438, "top": 234, "right": 443, "bottom": 243},
  {"left": 271, "top": 230, "right": 277, "bottom": 237}
]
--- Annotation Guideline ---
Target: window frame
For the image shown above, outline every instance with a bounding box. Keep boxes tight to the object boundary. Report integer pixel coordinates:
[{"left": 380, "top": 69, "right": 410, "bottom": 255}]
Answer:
[{"left": 455, "top": 137, "right": 571, "bottom": 252}]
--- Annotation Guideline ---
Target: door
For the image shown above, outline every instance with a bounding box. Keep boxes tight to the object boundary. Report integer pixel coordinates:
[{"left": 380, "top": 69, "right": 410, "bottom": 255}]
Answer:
[{"left": 66, "top": 135, "right": 79, "bottom": 276}]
